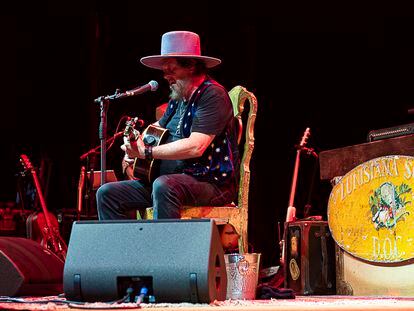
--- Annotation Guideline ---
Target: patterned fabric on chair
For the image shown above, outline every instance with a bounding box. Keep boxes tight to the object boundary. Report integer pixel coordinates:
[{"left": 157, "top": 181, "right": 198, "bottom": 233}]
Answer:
[{"left": 144, "top": 86, "right": 257, "bottom": 254}]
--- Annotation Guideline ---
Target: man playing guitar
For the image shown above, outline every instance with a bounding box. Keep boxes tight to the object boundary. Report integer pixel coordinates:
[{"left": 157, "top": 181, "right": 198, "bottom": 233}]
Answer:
[{"left": 96, "top": 31, "right": 239, "bottom": 220}]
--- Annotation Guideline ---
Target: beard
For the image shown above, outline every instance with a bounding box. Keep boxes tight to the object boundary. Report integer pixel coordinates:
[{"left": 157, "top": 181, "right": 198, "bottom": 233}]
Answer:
[{"left": 169, "top": 79, "right": 192, "bottom": 101}]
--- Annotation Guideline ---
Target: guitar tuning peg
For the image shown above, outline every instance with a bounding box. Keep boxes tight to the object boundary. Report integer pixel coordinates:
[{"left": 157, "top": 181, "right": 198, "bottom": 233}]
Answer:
[{"left": 137, "top": 119, "right": 145, "bottom": 128}]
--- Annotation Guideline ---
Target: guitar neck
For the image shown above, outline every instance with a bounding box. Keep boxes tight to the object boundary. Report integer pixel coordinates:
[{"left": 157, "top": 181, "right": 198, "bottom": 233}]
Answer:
[
  {"left": 286, "top": 150, "right": 301, "bottom": 222},
  {"left": 280, "top": 128, "right": 311, "bottom": 266},
  {"left": 30, "top": 168, "right": 54, "bottom": 231},
  {"left": 285, "top": 128, "right": 311, "bottom": 223},
  {"left": 77, "top": 166, "right": 86, "bottom": 217}
]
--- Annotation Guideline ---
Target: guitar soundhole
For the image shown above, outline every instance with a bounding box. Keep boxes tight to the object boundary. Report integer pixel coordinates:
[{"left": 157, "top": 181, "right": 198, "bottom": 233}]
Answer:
[{"left": 143, "top": 135, "right": 156, "bottom": 146}]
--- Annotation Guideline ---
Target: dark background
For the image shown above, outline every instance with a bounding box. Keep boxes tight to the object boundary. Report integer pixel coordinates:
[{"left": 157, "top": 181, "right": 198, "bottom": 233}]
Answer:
[{"left": 1, "top": 1, "right": 413, "bottom": 267}]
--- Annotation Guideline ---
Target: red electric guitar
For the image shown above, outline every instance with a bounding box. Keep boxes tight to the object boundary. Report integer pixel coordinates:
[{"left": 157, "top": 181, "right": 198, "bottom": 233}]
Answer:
[
  {"left": 279, "top": 128, "right": 311, "bottom": 267},
  {"left": 20, "top": 154, "right": 67, "bottom": 261}
]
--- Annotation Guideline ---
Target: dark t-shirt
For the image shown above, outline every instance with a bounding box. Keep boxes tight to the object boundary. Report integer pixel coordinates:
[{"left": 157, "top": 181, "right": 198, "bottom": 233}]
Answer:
[{"left": 158, "top": 82, "right": 236, "bottom": 178}]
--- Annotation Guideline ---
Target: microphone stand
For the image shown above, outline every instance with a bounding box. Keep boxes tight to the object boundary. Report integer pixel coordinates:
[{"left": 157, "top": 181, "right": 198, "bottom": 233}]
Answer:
[
  {"left": 93, "top": 83, "right": 154, "bottom": 186},
  {"left": 94, "top": 89, "right": 122, "bottom": 186}
]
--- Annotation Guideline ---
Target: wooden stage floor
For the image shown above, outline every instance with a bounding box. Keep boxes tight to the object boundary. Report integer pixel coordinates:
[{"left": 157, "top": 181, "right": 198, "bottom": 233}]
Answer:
[{"left": 1, "top": 296, "right": 414, "bottom": 311}]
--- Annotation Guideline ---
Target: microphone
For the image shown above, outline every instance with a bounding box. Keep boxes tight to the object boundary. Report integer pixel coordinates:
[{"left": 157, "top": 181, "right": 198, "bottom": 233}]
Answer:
[
  {"left": 94, "top": 80, "right": 158, "bottom": 103},
  {"left": 125, "top": 80, "right": 158, "bottom": 97}
]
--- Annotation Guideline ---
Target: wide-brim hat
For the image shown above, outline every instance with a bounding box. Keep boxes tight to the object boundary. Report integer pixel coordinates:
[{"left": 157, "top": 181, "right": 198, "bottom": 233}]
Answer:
[{"left": 140, "top": 31, "right": 221, "bottom": 70}]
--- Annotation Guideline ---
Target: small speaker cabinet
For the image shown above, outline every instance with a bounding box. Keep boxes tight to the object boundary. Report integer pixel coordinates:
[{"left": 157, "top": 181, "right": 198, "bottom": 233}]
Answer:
[{"left": 284, "top": 220, "right": 336, "bottom": 295}]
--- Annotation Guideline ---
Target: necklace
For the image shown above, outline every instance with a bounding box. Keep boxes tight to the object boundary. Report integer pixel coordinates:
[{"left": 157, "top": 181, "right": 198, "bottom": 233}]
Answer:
[{"left": 175, "top": 99, "right": 188, "bottom": 136}]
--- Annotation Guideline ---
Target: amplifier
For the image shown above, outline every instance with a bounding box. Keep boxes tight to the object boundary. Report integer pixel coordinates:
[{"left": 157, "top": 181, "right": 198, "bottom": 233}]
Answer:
[
  {"left": 284, "top": 220, "right": 336, "bottom": 295},
  {"left": 367, "top": 123, "right": 414, "bottom": 142}
]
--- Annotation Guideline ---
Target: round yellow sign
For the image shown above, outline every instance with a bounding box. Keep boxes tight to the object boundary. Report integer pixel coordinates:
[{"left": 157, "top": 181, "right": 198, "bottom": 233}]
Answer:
[{"left": 328, "top": 155, "right": 414, "bottom": 263}]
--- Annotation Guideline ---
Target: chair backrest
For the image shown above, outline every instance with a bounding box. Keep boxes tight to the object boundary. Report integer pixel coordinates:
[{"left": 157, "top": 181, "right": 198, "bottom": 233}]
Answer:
[
  {"left": 228, "top": 86, "right": 258, "bottom": 212},
  {"left": 153, "top": 87, "right": 258, "bottom": 206}
]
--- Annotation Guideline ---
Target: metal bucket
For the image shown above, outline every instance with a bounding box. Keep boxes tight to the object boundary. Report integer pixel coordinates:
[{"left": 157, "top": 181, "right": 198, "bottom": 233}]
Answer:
[{"left": 224, "top": 253, "right": 261, "bottom": 300}]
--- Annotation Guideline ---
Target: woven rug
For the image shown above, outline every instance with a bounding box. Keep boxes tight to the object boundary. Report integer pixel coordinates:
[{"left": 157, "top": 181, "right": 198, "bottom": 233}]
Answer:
[{"left": 1, "top": 296, "right": 414, "bottom": 311}]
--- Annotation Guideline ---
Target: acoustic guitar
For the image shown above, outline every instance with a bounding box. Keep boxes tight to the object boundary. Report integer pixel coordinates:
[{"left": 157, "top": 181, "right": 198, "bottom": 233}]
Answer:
[
  {"left": 20, "top": 154, "right": 67, "bottom": 261},
  {"left": 123, "top": 117, "right": 169, "bottom": 184}
]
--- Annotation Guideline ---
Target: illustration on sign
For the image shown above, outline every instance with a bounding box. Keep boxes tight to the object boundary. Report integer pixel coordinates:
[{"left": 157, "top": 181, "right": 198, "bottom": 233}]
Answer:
[{"left": 370, "top": 182, "right": 411, "bottom": 230}]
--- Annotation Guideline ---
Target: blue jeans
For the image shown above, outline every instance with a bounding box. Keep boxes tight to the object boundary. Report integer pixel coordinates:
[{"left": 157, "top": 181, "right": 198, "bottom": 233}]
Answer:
[{"left": 96, "top": 174, "right": 235, "bottom": 219}]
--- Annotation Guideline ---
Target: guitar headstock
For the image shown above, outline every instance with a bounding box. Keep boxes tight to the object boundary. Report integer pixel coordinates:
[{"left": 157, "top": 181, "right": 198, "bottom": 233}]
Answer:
[
  {"left": 299, "top": 127, "right": 311, "bottom": 147},
  {"left": 123, "top": 117, "right": 141, "bottom": 141},
  {"left": 20, "top": 154, "right": 34, "bottom": 171},
  {"left": 124, "top": 117, "right": 138, "bottom": 134}
]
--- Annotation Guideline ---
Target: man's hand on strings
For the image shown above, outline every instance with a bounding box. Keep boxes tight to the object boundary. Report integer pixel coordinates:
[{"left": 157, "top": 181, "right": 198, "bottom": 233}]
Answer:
[{"left": 121, "top": 136, "right": 146, "bottom": 159}]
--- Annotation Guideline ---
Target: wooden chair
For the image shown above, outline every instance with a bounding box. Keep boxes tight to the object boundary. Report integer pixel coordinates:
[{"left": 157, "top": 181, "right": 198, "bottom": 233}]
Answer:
[{"left": 145, "top": 86, "right": 258, "bottom": 254}]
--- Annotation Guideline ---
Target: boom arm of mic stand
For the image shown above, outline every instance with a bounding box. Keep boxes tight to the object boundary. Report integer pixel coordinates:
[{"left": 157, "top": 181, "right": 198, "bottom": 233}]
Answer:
[
  {"left": 93, "top": 89, "right": 122, "bottom": 103},
  {"left": 79, "top": 131, "right": 124, "bottom": 161}
]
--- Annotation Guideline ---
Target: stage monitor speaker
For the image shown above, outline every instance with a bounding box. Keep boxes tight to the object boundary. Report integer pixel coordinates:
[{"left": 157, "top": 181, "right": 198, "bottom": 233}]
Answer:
[
  {"left": 63, "top": 219, "right": 227, "bottom": 303},
  {"left": 0, "top": 237, "right": 64, "bottom": 296}
]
